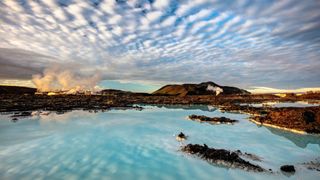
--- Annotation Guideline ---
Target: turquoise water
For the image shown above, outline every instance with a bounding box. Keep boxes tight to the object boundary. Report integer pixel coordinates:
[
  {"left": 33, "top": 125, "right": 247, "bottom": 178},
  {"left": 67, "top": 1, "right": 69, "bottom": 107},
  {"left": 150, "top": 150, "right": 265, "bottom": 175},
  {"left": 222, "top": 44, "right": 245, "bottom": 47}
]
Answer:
[{"left": 0, "top": 105, "right": 319, "bottom": 180}]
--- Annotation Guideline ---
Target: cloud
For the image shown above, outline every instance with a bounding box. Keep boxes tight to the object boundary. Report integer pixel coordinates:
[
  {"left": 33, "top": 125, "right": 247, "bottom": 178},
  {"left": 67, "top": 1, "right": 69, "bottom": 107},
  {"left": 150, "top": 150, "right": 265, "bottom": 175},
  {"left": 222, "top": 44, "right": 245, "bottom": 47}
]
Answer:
[
  {"left": 0, "top": 48, "right": 53, "bottom": 79},
  {"left": 153, "top": 0, "right": 171, "bottom": 10},
  {"left": 161, "top": 15, "right": 176, "bottom": 27},
  {"left": 0, "top": 79, "right": 34, "bottom": 87},
  {"left": 146, "top": 10, "right": 162, "bottom": 22},
  {"left": 0, "top": 0, "right": 319, "bottom": 90}
]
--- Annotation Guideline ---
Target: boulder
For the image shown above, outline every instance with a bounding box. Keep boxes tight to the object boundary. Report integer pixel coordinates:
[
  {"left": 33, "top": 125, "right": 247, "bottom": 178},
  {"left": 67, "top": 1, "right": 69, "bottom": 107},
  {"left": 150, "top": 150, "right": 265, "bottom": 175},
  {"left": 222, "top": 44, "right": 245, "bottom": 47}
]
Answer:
[{"left": 280, "top": 165, "right": 295, "bottom": 173}]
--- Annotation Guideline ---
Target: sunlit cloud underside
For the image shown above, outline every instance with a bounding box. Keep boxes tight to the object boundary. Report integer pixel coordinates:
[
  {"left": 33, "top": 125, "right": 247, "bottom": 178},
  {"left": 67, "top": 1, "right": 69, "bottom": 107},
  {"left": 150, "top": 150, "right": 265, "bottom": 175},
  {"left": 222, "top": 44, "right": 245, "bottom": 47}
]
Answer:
[{"left": 0, "top": 0, "right": 320, "bottom": 91}]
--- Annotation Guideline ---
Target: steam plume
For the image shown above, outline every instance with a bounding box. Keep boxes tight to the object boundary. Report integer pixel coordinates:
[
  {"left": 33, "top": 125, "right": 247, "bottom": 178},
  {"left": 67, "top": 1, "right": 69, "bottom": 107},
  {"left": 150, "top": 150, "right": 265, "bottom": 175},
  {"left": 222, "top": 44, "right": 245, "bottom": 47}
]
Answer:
[
  {"left": 206, "top": 85, "right": 223, "bottom": 96},
  {"left": 32, "top": 65, "right": 101, "bottom": 93}
]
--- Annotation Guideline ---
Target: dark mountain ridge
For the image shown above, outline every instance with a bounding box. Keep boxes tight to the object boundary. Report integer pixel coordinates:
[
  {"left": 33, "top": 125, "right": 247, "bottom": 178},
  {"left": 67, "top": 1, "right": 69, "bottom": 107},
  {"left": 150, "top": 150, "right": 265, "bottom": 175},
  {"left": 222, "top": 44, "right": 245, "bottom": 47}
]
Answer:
[
  {"left": 0, "top": 85, "right": 36, "bottom": 94},
  {"left": 152, "top": 81, "right": 250, "bottom": 96}
]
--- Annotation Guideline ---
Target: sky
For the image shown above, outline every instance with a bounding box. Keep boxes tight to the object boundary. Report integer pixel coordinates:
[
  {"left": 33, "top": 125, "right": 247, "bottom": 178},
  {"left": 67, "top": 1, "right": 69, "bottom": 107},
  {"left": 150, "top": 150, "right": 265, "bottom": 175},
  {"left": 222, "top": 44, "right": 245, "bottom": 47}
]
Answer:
[{"left": 0, "top": 0, "right": 320, "bottom": 93}]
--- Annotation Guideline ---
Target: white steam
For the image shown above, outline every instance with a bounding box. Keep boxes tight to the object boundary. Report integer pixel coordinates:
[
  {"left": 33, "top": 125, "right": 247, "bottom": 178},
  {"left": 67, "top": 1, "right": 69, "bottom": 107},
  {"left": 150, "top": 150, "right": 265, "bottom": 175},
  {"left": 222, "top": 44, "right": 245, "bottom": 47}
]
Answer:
[
  {"left": 32, "top": 66, "right": 101, "bottom": 93},
  {"left": 206, "top": 85, "right": 223, "bottom": 96}
]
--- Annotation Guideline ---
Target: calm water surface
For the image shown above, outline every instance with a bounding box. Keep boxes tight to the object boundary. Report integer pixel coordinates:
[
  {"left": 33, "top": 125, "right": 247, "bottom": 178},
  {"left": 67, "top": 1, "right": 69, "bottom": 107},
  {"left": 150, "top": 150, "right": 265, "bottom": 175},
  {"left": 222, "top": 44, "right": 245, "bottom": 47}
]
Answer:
[{"left": 0, "top": 105, "right": 319, "bottom": 180}]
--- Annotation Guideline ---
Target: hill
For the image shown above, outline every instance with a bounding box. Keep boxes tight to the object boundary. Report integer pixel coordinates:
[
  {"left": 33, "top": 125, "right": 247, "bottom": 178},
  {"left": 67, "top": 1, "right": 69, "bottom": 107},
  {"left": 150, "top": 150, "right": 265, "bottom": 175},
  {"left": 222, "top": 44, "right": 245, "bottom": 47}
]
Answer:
[
  {"left": 100, "top": 89, "right": 150, "bottom": 96},
  {"left": 152, "top": 82, "right": 250, "bottom": 96},
  {"left": 0, "top": 85, "right": 36, "bottom": 94}
]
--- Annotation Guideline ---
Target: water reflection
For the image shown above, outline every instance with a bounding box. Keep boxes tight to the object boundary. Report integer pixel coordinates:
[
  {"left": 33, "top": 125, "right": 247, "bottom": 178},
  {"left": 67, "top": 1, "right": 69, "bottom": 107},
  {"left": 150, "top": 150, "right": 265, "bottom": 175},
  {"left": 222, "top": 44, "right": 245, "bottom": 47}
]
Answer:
[
  {"left": 1, "top": 105, "right": 320, "bottom": 179},
  {"left": 266, "top": 127, "right": 320, "bottom": 148}
]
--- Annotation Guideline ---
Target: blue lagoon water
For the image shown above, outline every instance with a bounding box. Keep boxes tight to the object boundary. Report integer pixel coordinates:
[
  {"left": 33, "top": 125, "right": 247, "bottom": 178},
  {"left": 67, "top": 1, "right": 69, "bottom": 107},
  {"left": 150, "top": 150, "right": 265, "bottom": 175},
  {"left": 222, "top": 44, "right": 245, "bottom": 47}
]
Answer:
[{"left": 0, "top": 105, "right": 319, "bottom": 179}]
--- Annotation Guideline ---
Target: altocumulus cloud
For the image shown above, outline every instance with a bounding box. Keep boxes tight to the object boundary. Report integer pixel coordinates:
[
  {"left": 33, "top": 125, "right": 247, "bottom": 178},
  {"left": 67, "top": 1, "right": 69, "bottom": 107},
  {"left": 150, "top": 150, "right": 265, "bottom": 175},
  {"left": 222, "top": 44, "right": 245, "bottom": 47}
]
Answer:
[{"left": 0, "top": 0, "right": 320, "bottom": 90}]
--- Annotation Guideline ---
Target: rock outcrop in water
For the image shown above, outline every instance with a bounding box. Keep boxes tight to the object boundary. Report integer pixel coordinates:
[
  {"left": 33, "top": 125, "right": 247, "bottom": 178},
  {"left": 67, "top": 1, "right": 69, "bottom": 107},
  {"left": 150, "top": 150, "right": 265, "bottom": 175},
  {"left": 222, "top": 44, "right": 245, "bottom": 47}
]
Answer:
[
  {"left": 188, "top": 115, "right": 238, "bottom": 124},
  {"left": 176, "top": 132, "right": 187, "bottom": 141},
  {"left": 181, "top": 144, "right": 265, "bottom": 172},
  {"left": 152, "top": 82, "right": 250, "bottom": 96},
  {"left": 280, "top": 165, "right": 295, "bottom": 173},
  {"left": 251, "top": 106, "right": 320, "bottom": 134},
  {"left": 220, "top": 103, "right": 320, "bottom": 134}
]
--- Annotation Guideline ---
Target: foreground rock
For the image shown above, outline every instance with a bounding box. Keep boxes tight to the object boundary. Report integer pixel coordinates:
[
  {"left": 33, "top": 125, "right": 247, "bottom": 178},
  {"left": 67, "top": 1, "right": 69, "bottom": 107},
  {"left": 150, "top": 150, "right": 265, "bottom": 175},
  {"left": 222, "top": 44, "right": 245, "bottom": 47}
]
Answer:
[
  {"left": 181, "top": 144, "right": 265, "bottom": 172},
  {"left": 188, "top": 115, "right": 238, "bottom": 124}
]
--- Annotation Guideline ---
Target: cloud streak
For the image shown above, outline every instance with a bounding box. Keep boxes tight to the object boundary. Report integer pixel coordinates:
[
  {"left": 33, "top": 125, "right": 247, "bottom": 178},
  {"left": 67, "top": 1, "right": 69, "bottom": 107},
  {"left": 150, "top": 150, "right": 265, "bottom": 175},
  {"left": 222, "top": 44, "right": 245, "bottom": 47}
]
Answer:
[{"left": 0, "top": 0, "right": 319, "bottom": 90}]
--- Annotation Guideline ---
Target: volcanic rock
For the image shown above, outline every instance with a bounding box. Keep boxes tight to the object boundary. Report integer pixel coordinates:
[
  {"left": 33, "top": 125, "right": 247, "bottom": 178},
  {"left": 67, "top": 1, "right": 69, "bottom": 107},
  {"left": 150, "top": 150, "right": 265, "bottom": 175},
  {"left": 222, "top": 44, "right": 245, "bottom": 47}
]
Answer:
[
  {"left": 181, "top": 144, "right": 265, "bottom": 172},
  {"left": 188, "top": 115, "right": 238, "bottom": 124},
  {"left": 176, "top": 132, "right": 187, "bottom": 141},
  {"left": 303, "top": 111, "right": 315, "bottom": 124},
  {"left": 251, "top": 106, "right": 320, "bottom": 134},
  {"left": 280, "top": 165, "right": 295, "bottom": 173}
]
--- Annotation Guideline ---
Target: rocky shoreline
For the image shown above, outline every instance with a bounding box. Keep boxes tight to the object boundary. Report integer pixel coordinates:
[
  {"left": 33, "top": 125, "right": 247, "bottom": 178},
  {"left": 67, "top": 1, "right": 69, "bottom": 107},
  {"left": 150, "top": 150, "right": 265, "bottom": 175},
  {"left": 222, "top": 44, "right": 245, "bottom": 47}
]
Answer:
[
  {"left": 0, "top": 94, "right": 135, "bottom": 113},
  {"left": 251, "top": 107, "right": 320, "bottom": 134},
  {"left": 1, "top": 92, "right": 319, "bottom": 177},
  {"left": 0, "top": 93, "right": 319, "bottom": 134},
  {"left": 218, "top": 102, "right": 320, "bottom": 134}
]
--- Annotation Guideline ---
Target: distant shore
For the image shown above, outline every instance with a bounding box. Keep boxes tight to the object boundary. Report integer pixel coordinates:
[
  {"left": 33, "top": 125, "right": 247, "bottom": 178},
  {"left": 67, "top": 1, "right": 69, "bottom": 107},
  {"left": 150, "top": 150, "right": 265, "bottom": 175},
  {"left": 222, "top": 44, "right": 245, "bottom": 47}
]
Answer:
[{"left": 0, "top": 89, "right": 320, "bottom": 135}]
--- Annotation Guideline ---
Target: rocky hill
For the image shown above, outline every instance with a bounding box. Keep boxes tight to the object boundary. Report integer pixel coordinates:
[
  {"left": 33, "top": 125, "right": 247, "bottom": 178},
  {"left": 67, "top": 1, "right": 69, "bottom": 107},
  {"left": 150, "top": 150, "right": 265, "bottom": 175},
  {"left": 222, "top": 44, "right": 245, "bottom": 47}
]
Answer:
[{"left": 152, "top": 82, "right": 250, "bottom": 96}]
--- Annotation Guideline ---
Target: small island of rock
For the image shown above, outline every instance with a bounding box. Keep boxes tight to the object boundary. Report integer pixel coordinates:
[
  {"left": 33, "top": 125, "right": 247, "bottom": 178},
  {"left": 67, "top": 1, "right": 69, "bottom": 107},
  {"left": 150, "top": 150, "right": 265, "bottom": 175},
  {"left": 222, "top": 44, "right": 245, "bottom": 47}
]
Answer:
[{"left": 188, "top": 115, "right": 238, "bottom": 124}]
